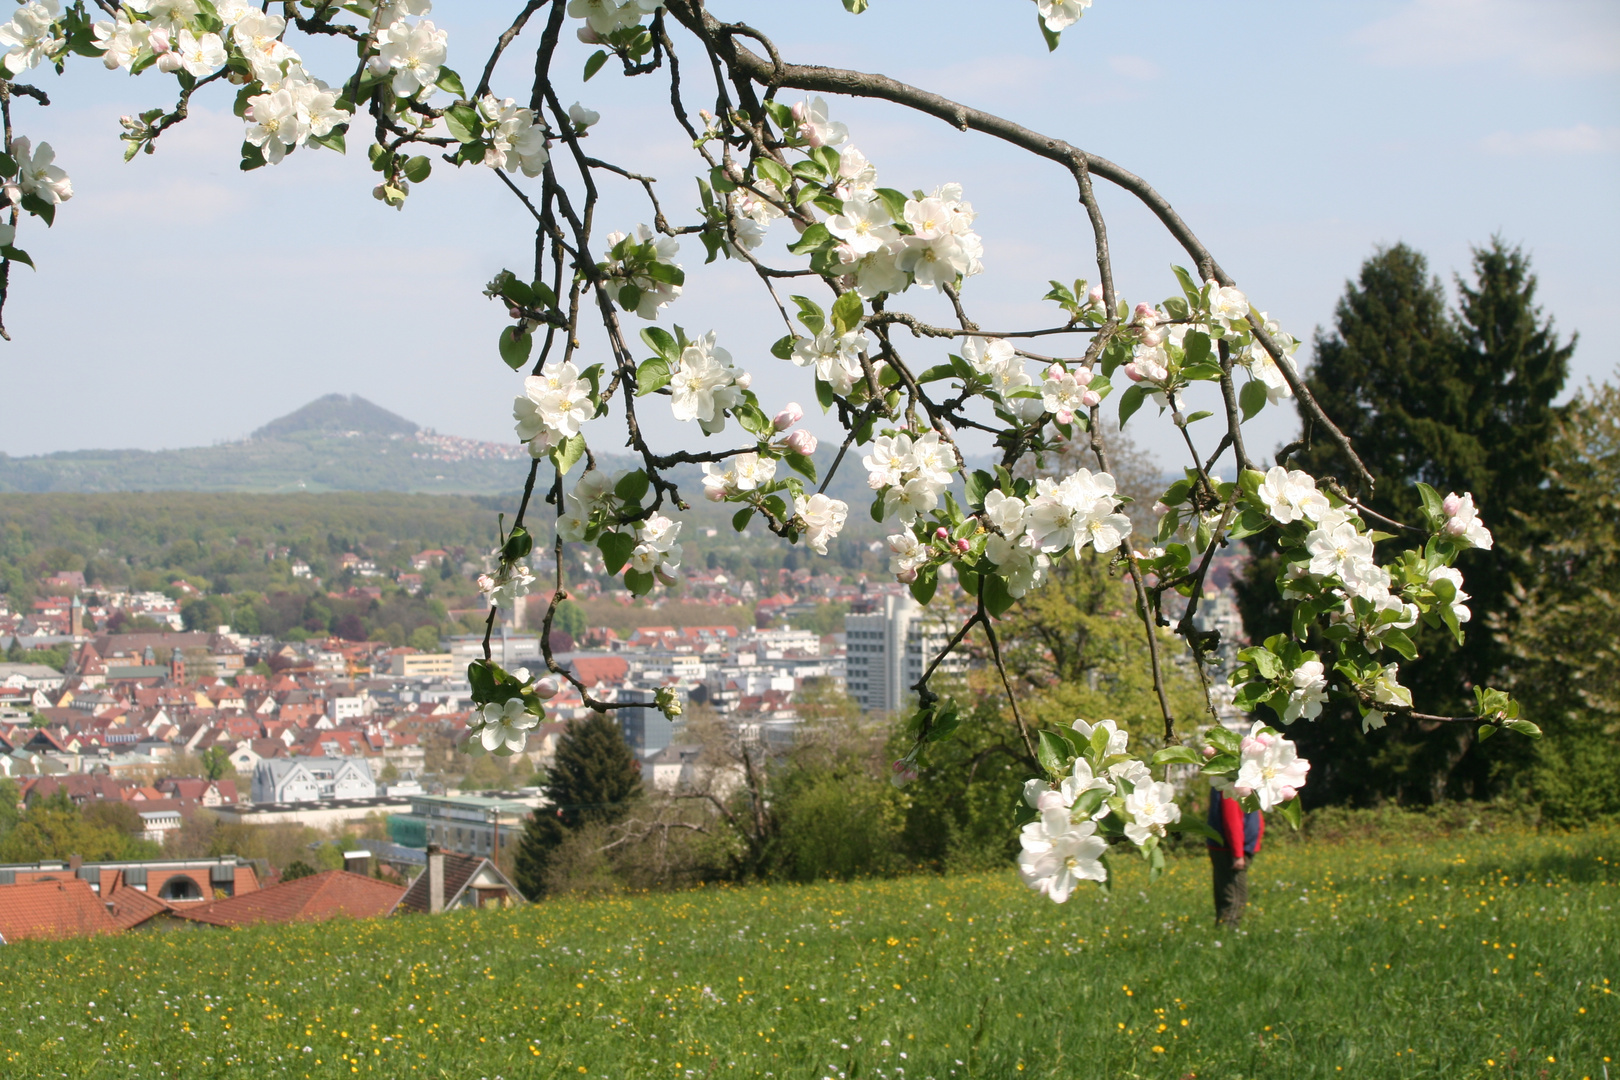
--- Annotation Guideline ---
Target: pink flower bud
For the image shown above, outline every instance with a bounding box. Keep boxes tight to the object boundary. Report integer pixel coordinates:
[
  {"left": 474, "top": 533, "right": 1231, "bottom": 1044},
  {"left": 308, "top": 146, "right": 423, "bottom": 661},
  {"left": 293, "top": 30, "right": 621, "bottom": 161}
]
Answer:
[
  {"left": 954, "top": 538, "right": 971, "bottom": 554},
  {"left": 1046, "top": 363, "right": 1066, "bottom": 381},
  {"left": 934, "top": 527, "right": 950, "bottom": 541},
  {"left": 156, "top": 52, "right": 182, "bottom": 73},
  {"left": 1124, "top": 363, "right": 1144, "bottom": 383},
  {"left": 1080, "top": 390, "right": 1102, "bottom": 408},
  {"left": 1055, "top": 409, "right": 1073, "bottom": 425},
  {"left": 1278, "top": 785, "right": 1297, "bottom": 802},
  {"left": 773, "top": 402, "right": 804, "bottom": 431},
  {"left": 1442, "top": 493, "right": 1462, "bottom": 517},
  {"left": 1087, "top": 284, "right": 1105, "bottom": 306},
  {"left": 791, "top": 101, "right": 808, "bottom": 122},
  {"left": 1201, "top": 745, "right": 1217, "bottom": 759},
  {"left": 734, "top": 371, "right": 753, "bottom": 390},
  {"left": 1233, "top": 784, "right": 1254, "bottom": 798},
  {"left": 1240, "top": 737, "right": 1260, "bottom": 754},
  {"left": 1133, "top": 301, "right": 1159, "bottom": 325},
  {"left": 1036, "top": 790, "right": 1067, "bottom": 812},
  {"left": 896, "top": 567, "right": 918, "bottom": 584},
  {"left": 1256, "top": 732, "right": 1274, "bottom": 747},
  {"left": 705, "top": 484, "right": 727, "bottom": 503},
  {"left": 534, "top": 677, "right": 560, "bottom": 700},
  {"left": 149, "top": 27, "right": 172, "bottom": 53},
  {"left": 655, "top": 565, "right": 679, "bottom": 587},
  {"left": 1139, "top": 326, "right": 1165, "bottom": 347},
  {"left": 786, "top": 429, "right": 818, "bottom": 455},
  {"left": 576, "top": 25, "right": 601, "bottom": 44}
]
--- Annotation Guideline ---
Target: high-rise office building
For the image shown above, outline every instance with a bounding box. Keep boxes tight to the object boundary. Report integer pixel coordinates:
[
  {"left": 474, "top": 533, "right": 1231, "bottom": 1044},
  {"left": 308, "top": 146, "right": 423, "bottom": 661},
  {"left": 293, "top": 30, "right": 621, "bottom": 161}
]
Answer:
[{"left": 845, "top": 594, "right": 967, "bottom": 714}]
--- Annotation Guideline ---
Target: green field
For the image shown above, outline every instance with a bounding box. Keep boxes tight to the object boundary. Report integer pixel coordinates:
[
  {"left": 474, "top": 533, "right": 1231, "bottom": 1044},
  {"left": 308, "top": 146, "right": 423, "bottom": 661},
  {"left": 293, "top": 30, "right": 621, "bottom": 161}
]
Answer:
[{"left": 1, "top": 829, "right": 1614, "bottom": 1079}]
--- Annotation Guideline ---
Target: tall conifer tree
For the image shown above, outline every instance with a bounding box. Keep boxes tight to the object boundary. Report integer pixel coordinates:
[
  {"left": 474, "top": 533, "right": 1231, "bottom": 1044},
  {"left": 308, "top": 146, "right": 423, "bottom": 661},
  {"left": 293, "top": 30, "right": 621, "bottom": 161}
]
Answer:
[
  {"left": 512, "top": 712, "right": 642, "bottom": 898},
  {"left": 1236, "top": 240, "right": 1573, "bottom": 804}
]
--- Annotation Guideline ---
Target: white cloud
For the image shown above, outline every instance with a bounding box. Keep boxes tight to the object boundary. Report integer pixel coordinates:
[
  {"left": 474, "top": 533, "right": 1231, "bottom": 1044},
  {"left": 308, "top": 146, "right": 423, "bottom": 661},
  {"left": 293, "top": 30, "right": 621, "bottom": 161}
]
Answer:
[
  {"left": 1107, "top": 54, "right": 1160, "bottom": 81},
  {"left": 1480, "top": 124, "right": 1620, "bottom": 155},
  {"left": 1353, "top": 0, "right": 1620, "bottom": 74}
]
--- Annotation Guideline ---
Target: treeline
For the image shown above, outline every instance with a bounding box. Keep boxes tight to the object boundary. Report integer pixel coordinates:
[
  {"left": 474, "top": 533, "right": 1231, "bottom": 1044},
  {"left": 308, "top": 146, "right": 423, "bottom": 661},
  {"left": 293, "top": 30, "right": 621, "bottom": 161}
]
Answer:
[{"left": 1236, "top": 238, "right": 1618, "bottom": 824}]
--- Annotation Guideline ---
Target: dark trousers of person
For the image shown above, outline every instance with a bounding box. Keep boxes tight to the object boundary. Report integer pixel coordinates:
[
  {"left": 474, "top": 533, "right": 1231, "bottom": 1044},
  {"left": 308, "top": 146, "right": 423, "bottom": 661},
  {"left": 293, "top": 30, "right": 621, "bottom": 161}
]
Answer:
[{"left": 1209, "top": 849, "right": 1252, "bottom": 926}]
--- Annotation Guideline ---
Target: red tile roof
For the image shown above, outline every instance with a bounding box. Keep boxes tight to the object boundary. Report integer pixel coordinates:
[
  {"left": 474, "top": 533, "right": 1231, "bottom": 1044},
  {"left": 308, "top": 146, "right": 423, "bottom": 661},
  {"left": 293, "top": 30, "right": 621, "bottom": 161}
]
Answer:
[
  {"left": 170, "top": 870, "right": 404, "bottom": 928},
  {"left": 102, "top": 879, "right": 175, "bottom": 930},
  {"left": 0, "top": 879, "right": 119, "bottom": 942},
  {"left": 570, "top": 656, "right": 629, "bottom": 687}
]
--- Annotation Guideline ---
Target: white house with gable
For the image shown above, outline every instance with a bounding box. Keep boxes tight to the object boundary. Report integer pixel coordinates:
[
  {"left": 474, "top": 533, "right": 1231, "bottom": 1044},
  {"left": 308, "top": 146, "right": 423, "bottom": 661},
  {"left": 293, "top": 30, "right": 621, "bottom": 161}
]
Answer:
[{"left": 251, "top": 756, "right": 377, "bottom": 804}]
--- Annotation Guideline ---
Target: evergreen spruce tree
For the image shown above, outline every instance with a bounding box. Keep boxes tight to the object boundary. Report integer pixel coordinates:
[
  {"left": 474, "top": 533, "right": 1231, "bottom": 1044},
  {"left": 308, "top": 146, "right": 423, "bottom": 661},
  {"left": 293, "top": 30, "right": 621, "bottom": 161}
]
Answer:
[
  {"left": 512, "top": 711, "right": 642, "bottom": 898},
  {"left": 1236, "top": 240, "right": 1573, "bottom": 804}
]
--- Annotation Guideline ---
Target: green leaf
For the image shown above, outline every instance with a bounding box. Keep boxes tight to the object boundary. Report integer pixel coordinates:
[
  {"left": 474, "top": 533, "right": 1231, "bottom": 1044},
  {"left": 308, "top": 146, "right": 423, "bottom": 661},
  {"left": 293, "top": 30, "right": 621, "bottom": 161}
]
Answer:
[
  {"left": 771, "top": 334, "right": 797, "bottom": 361},
  {"left": 1152, "top": 746, "right": 1203, "bottom": 766},
  {"left": 498, "top": 326, "right": 532, "bottom": 370},
  {"left": 636, "top": 357, "right": 671, "bottom": 396},
  {"left": 1181, "top": 363, "right": 1223, "bottom": 382},
  {"left": 1240, "top": 378, "right": 1268, "bottom": 421},
  {"left": 598, "top": 531, "right": 636, "bottom": 576},
  {"left": 787, "top": 224, "right": 832, "bottom": 257},
  {"left": 1382, "top": 628, "right": 1418, "bottom": 661},
  {"left": 444, "top": 103, "right": 482, "bottom": 144},
  {"left": 816, "top": 377, "right": 837, "bottom": 411},
  {"left": 0, "top": 152, "right": 16, "bottom": 179},
  {"left": 583, "top": 49, "right": 609, "bottom": 81},
  {"left": 1037, "top": 12, "right": 1061, "bottom": 51},
  {"left": 785, "top": 452, "right": 817, "bottom": 482},
  {"left": 1117, "top": 384, "right": 1148, "bottom": 428},
  {"left": 639, "top": 326, "right": 678, "bottom": 360},
  {"left": 1182, "top": 330, "right": 1212, "bottom": 367},
  {"left": 732, "top": 507, "right": 754, "bottom": 532},
  {"left": 237, "top": 142, "right": 266, "bottom": 174},
  {"left": 1170, "top": 816, "right": 1224, "bottom": 843},
  {"left": 1184, "top": 410, "right": 1214, "bottom": 424},
  {"left": 624, "top": 568, "right": 655, "bottom": 596},
  {"left": 916, "top": 364, "right": 959, "bottom": 384},
  {"left": 308, "top": 127, "right": 347, "bottom": 154},
  {"left": 1037, "top": 730, "right": 1072, "bottom": 778},
  {"left": 1505, "top": 719, "right": 1542, "bottom": 739},
  {"left": 402, "top": 155, "right": 432, "bottom": 183},
  {"left": 842, "top": 0, "right": 870, "bottom": 11},
  {"left": 1274, "top": 796, "right": 1303, "bottom": 831},
  {"left": 873, "top": 187, "right": 909, "bottom": 223},
  {"left": 965, "top": 469, "right": 994, "bottom": 510},
  {"left": 790, "top": 294, "right": 827, "bottom": 335},
  {"left": 502, "top": 526, "right": 533, "bottom": 561},
  {"left": 552, "top": 433, "right": 586, "bottom": 475},
  {"left": 982, "top": 574, "right": 1015, "bottom": 618},
  {"left": 755, "top": 157, "right": 793, "bottom": 193},
  {"left": 1, "top": 245, "right": 33, "bottom": 269},
  {"left": 830, "top": 291, "right": 864, "bottom": 335},
  {"left": 614, "top": 470, "right": 651, "bottom": 506},
  {"left": 909, "top": 571, "right": 937, "bottom": 606},
  {"left": 434, "top": 66, "right": 466, "bottom": 97}
]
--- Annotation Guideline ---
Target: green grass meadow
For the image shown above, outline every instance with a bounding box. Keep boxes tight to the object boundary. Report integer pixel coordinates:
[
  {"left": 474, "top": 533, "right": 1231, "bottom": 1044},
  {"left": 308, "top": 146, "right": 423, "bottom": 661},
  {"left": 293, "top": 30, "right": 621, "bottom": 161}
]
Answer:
[{"left": 0, "top": 828, "right": 1614, "bottom": 1079}]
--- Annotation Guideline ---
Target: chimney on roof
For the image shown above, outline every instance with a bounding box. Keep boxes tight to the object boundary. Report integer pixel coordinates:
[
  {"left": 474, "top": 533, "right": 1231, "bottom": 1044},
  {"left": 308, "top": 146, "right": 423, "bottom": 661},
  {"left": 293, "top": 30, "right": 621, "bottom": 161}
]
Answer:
[
  {"left": 69, "top": 853, "right": 82, "bottom": 872},
  {"left": 426, "top": 844, "right": 445, "bottom": 914},
  {"left": 343, "top": 850, "right": 372, "bottom": 876}
]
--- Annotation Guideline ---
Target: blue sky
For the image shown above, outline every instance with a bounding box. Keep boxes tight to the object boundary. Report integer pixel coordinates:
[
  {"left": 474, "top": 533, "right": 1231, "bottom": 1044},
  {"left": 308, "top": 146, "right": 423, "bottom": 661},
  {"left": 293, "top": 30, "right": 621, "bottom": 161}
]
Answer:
[{"left": 0, "top": 0, "right": 1614, "bottom": 469}]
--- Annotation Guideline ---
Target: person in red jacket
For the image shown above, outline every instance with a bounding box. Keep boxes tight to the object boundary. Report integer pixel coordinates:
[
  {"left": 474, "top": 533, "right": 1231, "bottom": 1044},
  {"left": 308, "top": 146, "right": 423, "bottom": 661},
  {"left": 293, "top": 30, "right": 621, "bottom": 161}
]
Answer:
[{"left": 1206, "top": 786, "right": 1264, "bottom": 926}]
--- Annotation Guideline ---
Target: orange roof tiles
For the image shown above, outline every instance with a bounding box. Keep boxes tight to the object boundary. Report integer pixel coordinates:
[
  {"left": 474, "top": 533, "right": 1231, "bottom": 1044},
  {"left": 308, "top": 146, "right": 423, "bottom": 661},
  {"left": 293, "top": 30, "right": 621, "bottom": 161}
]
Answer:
[
  {"left": 0, "top": 879, "right": 119, "bottom": 942},
  {"left": 171, "top": 870, "right": 404, "bottom": 928}
]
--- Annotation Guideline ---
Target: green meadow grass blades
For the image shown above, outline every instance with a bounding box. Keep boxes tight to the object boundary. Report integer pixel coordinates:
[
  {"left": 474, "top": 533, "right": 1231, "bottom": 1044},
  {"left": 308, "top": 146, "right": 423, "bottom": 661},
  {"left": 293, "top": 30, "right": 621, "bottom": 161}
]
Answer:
[{"left": 0, "top": 828, "right": 1612, "bottom": 1078}]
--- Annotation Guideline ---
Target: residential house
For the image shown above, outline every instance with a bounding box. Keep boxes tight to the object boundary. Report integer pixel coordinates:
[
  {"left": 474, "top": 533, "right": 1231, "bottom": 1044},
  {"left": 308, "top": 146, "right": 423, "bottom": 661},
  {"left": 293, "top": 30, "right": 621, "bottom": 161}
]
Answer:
[
  {"left": 251, "top": 756, "right": 377, "bottom": 803},
  {"left": 392, "top": 847, "right": 525, "bottom": 914},
  {"left": 171, "top": 870, "right": 404, "bottom": 928}
]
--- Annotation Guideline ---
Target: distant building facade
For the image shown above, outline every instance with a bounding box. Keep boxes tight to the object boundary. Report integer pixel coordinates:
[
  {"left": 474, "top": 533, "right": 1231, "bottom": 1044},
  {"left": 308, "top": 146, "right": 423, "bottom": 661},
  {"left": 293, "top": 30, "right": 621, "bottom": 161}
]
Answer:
[{"left": 251, "top": 756, "right": 377, "bottom": 803}]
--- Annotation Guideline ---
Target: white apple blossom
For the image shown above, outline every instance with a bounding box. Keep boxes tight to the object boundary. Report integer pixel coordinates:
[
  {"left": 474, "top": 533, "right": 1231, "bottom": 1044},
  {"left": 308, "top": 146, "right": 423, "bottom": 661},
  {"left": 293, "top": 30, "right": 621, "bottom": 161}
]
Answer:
[
  {"left": 985, "top": 531, "right": 1048, "bottom": 597},
  {"left": 1034, "top": 0, "right": 1092, "bottom": 33},
  {"left": 1071, "top": 717, "right": 1129, "bottom": 758},
  {"left": 884, "top": 478, "right": 939, "bottom": 525},
  {"left": 479, "top": 95, "right": 550, "bottom": 177},
  {"left": 792, "top": 96, "right": 847, "bottom": 148},
  {"left": 886, "top": 531, "right": 929, "bottom": 580},
  {"left": 515, "top": 361, "right": 592, "bottom": 440},
  {"left": 1440, "top": 492, "right": 1493, "bottom": 550},
  {"left": 1206, "top": 280, "right": 1251, "bottom": 328},
  {"left": 1230, "top": 722, "right": 1310, "bottom": 811},
  {"left": 175, "top": 30, "right": 226, "bottom": 78},
  {"left": 0, "top": 0, "right": 60, "bottom": 75},
  {"left": 731, "top": 452, "right": 776, "bottom": 492},
  {"left": 375, "top": 18, "right": 448, "bottom": 98},
  {"left": 5, "top": 138, "right": 71, "bottom": 206},
  {"left": 232, "top": 11, "right": 295, "bottom": 72},
  {"left": 475, "top": 697, "right": 538, "bottom": 754},
  {"left": 794, "top": 492, "right": 848, "bottom": 555},
  {"left": 826, "top": 198, "right": 897, "bottom": 256},
  {"left": 127, "top": 0, "right": 199, "bottom": 33},
  {"left": 568, "top": 101, "right": 601, "bottom": 129},
  {"left": 478, "top": 558, "right": 534, "bottom": 610},
  {"left": 791, "top": 327, "right": 868, "bottom": 395},
  {"left": 727, "top": 181, "right": 783, "bottom": 253},
  {"left": 567, "top": 0, "right": 660, "bottom": 37},
  {"left": 833, "top": 146, "right": 877, "bottom": 200},
  {"left": 1255, "top": 466, "right": 1330, "bottom": 525},
  {"left": 1122, "top": 780, "right": 1181, "bottom": 846},
  {"left": 1077, "top": 501, "right": 1133, "bottom": 554},
  {"left": 841, "top": 246, "right": 909, "bottom": 300},
  {"left": 896, "top": 231, "right": 972, "bottom": 290},
  {"left": 213, "top": 0, "right": 258, "bottom": 25},
  {"left": 1017, "top": 813, "right": 1106, "bottom": 904},
  {"left": 1305, "top": 520, "right": 1375, "bottom": 581},
  {"left": 1283, "top": 659, "right": 1328, "bottom": 723},
  {"left": 983, "top": 490, "right": 1025, "bottom": 536},
  {"left": 293, "top": 77, "right": 350, "bottom": 139},
  {"left": 93, "top": 11, "right": 147, "bottom": 70},
  {"left": 1025, "top": 468, "right": 1117, "bottom": 553},
  {"left": 1040, "top": 366, "right": 1092, "bottom": 424},
  {"left": 669, "top": 332, "right": 743, "bottom": 432}
]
